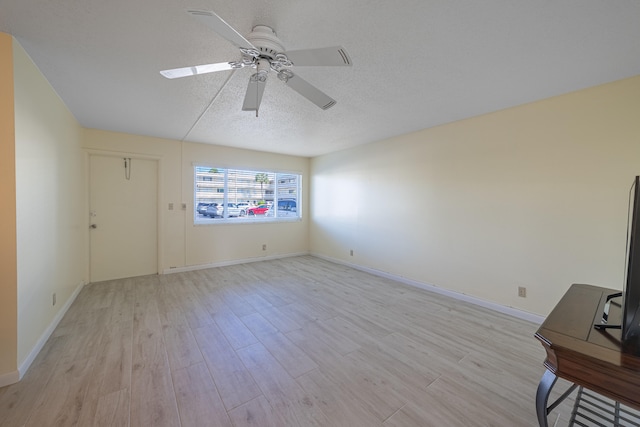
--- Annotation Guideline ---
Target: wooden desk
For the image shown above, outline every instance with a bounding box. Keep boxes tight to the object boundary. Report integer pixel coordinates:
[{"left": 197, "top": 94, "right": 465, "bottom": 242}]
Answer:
[{"left": 535, "top": 283, "right": 640, "bottom": 426}]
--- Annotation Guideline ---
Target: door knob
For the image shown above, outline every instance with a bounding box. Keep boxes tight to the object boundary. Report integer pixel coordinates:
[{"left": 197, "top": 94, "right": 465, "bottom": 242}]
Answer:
[{"left": 90, "top": 224, "right": 97, "bottom": 229}]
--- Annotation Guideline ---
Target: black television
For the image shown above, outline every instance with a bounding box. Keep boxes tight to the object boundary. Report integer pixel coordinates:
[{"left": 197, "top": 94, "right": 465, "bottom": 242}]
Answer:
[
  {"left": 594, "top": 176, "right": 640, "bottom": 354},
  {"left": 622, "top": 175, "right": 640, "bottom": 352}
]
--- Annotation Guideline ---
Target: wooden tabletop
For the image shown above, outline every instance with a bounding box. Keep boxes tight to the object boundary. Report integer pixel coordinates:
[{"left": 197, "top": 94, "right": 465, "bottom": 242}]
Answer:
[{"left": 535, "top": 283, "right": 640, "bottom": 410}]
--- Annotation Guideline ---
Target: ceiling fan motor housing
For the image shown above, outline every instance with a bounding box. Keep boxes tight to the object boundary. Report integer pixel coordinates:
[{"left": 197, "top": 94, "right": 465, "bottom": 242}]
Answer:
[{"left": 247, "top": 25, "right": 285, "bottom": 60}]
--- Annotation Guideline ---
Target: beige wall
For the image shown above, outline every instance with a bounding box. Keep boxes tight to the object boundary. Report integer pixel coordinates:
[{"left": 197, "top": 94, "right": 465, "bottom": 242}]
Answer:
[
  {"left": 182, "top": 141, "right": 309, "bottom": 267},
  {"left": 83, "top": 130, "right": 310, "bottom": 271},
  {"left": 311, "top": 76, "right": 640, "bottom": 317},
  {"left": 13, "top": 39, "right": 86, "bottom": 367},
  {"left": 0, "top": 32, "right": 18, "bottom": 383}
]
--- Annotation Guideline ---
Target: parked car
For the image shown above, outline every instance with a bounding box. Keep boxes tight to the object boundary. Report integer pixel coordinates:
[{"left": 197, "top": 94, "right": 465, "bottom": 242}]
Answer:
[
  {"left": 265, "top": 199, "right": 297, "bottom": 217},
  {"left": 236, "top": 202, "right": 250, "bottom": 216},
  {"left": 221, "top": 203, "right": 242, "bottom": 217},
  {"left": 277, "top": 199, "right": 297, "bottom": 216},
  {"left": 205, "top": 203, "right": 220, "bottom": 218},
  {"left": 196, "top": 202, "right": 213, "bottom": 215},
  {"left": 206, "top": 202, "right": 242, "bottom": 218},
  {"left": 247, "top": 204, "right": 270, "bottom": 216}
]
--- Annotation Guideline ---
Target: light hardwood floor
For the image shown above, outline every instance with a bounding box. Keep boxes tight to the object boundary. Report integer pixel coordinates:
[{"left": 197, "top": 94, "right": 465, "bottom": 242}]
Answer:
[{"left": 0, "top": 256, "right": 570, "bottom": 426}]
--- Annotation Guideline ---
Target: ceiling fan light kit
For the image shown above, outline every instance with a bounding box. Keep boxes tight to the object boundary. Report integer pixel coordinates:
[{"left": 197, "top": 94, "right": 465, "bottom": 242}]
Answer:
[{"left": 160, "top": 9, "right": 352, "bottom": 114}]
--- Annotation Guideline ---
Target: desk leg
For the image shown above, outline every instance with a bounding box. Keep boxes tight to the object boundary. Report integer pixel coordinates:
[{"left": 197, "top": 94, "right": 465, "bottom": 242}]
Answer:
[
  {"left": 536, "top": 369, "right": 557, "bottom": 427},
  {"left": 536, "top": 369, "right": 579, "bottom": 426}
]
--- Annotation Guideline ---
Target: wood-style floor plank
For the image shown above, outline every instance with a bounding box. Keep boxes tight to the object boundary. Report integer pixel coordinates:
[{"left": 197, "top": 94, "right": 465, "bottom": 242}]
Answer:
[
  {"left": 213, "top": 309, "right": 259, "bottom": 350},
  {"left": 130, "top": 285, "right": 181, "bottom": 427},
  {"left": 240, "top": 312, "right": 280, "bottom": 337},
  {"left": 0, "top": 335, "right": 69, "bottom": 427},
  {"left": 0, "top": 256, "right": 550, "bottom": 426},
  {"left": 192, "top": 324, "right": 262, "bottom": 411},
  {"left": 172, "top": 362, "right": 232, "bottom": 427},
  {"left": 227, "top": 395, "right": 288, "bottom": 427},
  {"left": 92, "top": 388, "right": 130, "bottom": 427},
  {"left": 296, "top": 368, "right": 386, "bottom": 427},
  {"left": 75, "top": 322, "right": 133, "bottom": 426},
  {"left": 250, "top": 331, "right": 318, "bottom": 379},
  {"left": 236, "top": 343, "right": 331, "bottom": 426},
  {"left": 25, "top": 355, "right": 95, "bottom": 427}
]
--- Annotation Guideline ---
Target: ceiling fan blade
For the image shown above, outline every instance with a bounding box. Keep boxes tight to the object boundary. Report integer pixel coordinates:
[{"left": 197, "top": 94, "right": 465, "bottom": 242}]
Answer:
[
  {"left": 160, "top": 62, "right": 235, "bottom": 79},
  {"left": 242, "top": 75, "right": 267, "bottom": 111},
  {"left": 283, "top": 46, "right": 352, "bottom": 67},
  {"left": 284, "top": 73, "right": 336, "bottom": 110},
  {"left": 187, "top": 9, "right": 256, "bottom": 50}
]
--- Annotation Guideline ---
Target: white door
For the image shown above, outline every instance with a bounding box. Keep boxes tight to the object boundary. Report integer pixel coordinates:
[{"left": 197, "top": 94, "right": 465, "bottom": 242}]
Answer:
[{"left": 90, "top": 155, "right": 158, "bottom": 282}]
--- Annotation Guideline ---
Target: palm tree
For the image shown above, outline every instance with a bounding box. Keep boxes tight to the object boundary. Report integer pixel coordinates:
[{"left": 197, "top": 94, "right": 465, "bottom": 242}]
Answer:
[{"left": 255, "top": 172, "right": 269, "bottom": 201}]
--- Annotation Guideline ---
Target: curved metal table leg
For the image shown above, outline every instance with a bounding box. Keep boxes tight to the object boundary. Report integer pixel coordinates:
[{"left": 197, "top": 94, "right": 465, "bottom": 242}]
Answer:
[
  {"left": 536, "top": 369, "right": 558, "bottom": 427},
  {"left": 536, "top": 369, "right": 578, "bottom": 427}
]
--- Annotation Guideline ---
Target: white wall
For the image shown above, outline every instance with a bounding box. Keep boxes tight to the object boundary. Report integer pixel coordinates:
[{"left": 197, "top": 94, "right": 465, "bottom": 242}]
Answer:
[
  {"left": 83, "top": 130, "right": 310, "bottom": 272},
  {"left": 311, "top": 76, "right": 640, "bottom": 317},
  {"left": 13, "top": 39, "right": 86, "bottom": 367}
]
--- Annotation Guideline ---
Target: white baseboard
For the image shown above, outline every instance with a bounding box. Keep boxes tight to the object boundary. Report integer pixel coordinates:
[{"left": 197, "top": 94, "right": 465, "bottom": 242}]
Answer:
[
  {"left": 16, "top": 280, "right": 85, "bottom": 382},
  {"left": 163, "top": 251, "right": 311, "bottom": 275},
  {"left": 311, "top": 253, "right": 545, "bottom": 325}
]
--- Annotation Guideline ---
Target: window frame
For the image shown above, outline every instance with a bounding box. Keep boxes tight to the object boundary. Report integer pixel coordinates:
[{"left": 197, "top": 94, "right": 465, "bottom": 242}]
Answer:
[{"left": 193, "top": 165, "right": 302, "bottom": 225}]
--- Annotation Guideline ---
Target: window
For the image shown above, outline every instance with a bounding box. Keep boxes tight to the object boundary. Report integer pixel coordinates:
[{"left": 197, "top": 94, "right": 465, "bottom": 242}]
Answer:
[{"left": 194, "top": 166, "right": 301, "bottom": 223}]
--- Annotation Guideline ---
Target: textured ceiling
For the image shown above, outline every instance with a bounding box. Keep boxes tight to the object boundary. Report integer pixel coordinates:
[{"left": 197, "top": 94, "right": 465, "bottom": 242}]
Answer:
[{"left": 1, "top": 0, "right": 639, "bottom": 157}]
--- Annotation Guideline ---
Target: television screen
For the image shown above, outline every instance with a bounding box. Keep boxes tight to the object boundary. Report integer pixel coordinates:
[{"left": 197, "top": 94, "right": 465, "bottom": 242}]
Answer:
[{"left": 623, "top": 176, "right": 640, "bottom": 352}]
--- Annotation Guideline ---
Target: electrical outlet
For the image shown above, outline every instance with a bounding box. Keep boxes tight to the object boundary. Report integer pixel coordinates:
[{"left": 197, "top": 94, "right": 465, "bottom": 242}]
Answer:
[
  {"left": 52, "top": 293, "right": 56, "bottom": 306},
  {"left": 262, "top": 244, "right": 267, "bottom": 251},
  {"left": 350, "top": 249, "right": 354, "bottom": 256},
  {"left": 518, "top": 287, "right": 527, "bottom": 298}
]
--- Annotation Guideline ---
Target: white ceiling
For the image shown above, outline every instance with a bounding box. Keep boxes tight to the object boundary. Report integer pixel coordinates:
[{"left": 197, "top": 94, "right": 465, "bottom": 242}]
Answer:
[{"left": 1, "top": 0, "right": 639, "bottom": 157}]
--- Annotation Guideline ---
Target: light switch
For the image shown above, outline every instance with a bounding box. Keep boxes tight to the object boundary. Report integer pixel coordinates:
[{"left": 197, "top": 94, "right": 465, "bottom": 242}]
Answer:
[{"left": 168, "top": 203, "right": 174, "bottom": 210}]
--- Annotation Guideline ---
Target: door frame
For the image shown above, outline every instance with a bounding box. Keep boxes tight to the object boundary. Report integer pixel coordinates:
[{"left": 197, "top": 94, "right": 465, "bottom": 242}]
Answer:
[{"left": 85, "top": 149, "right": 164, "bottom": 282}]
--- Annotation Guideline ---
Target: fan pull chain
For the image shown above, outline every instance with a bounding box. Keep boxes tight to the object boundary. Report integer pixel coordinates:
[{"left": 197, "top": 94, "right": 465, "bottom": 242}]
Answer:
[
  {"left": 256, "top": 83, "right": 259, "bottom": 118},
  {"left": 124, "top": 157, "right": 132, "bottom": 180}
]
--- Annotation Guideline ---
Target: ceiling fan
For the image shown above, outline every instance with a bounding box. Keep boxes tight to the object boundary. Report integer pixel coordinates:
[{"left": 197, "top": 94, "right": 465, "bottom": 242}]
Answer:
[{"left": 160, "top": 10, "right": 352, "bottom": 113}]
